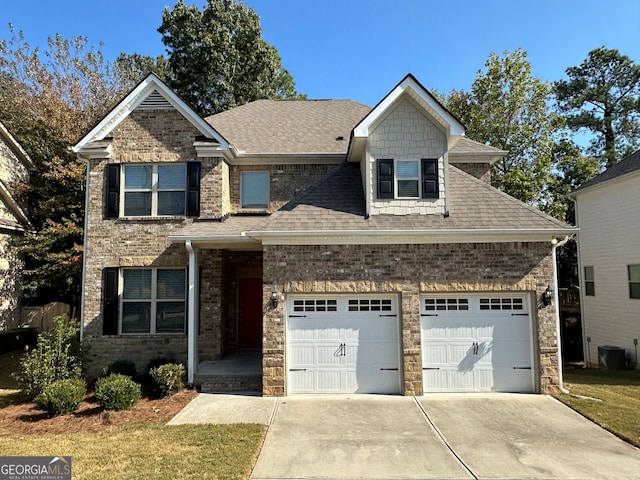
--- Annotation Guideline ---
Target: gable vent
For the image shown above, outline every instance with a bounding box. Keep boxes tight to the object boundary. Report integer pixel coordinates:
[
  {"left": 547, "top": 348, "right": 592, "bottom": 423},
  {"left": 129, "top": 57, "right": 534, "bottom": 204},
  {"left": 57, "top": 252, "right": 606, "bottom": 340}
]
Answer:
[{"left": 136, "top": 89, "right": 173, "bottom": 111}]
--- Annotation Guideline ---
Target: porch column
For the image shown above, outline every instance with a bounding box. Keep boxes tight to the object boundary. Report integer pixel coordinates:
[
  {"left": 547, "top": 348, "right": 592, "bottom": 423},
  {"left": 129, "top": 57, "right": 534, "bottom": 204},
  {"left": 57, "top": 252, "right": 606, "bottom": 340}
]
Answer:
[{"left": 186, "top": 240, "right": 198, "bottom": 384}]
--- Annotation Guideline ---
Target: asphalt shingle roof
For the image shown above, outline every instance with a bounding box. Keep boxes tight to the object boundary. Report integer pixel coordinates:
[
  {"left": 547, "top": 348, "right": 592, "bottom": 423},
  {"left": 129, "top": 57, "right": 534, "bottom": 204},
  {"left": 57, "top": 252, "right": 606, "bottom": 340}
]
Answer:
[
  {"left": 257, "top": 163, "right": 570, "bottom": 233},
  {"left": 207, "top": 100, "right": 371, "bottom": 155},
  {"left": 572, "top": 150, "right": 640, "bottom": 194}
]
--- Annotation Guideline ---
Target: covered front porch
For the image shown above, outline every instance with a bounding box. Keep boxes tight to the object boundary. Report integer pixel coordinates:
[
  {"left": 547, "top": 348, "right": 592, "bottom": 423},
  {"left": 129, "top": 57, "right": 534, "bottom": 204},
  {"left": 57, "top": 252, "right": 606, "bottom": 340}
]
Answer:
[
  {"left": 195, "top": 351, "right": 262, "bottom": 392},
  {"left": 167, "top": 216, "right": 268, "bottom": 389}
]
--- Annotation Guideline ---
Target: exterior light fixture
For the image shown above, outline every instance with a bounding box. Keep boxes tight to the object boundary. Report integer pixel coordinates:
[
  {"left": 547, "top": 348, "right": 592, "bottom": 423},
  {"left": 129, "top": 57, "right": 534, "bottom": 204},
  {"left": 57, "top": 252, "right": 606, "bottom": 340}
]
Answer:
[
  {"left": 543, "top": 284, "right": 553, "bottom": 306},
  {"left": 271, "top": 289, "right": 279, "bottom": 309}
]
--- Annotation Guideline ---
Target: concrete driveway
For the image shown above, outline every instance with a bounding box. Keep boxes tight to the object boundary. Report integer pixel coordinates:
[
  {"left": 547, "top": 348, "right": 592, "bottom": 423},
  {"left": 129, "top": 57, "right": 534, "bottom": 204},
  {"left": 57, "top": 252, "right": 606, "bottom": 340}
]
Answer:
[{"left": 170, "top": 393, "right": 640, "bottom": 479}]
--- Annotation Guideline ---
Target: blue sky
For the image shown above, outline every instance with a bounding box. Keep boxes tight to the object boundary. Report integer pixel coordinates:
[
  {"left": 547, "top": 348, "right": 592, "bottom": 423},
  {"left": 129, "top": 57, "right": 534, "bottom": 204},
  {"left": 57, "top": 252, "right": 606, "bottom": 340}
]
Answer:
[{"left": 2, "top": 0, "right": 639, "bottom": 106}]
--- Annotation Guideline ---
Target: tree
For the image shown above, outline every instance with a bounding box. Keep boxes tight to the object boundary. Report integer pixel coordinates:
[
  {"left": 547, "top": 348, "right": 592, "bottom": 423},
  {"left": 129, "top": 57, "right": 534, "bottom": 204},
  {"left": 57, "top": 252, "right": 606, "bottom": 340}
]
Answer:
[
  {"left": 158, "top": 0, "right": 303, "bottom": 116},
  {"left": 115, "top": 52, "right": 170, "bottom": 89},
  {"left": 444, "top": 49, "right": 560, "bottom": 205},
  {"left": 0, "top": 26, "right": 128, "bottom": 305},
  {"left": 555, "top": 47, "right": 640, "bottom": 168}
]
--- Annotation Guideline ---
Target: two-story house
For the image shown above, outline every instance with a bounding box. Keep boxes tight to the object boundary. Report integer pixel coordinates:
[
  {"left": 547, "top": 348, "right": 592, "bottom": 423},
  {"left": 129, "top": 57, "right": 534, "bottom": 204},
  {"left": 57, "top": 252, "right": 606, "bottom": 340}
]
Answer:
[
  {"left": 571, "top": 150, "right": 640, "bottom": 369},
  {"left": 0, "top": 121, "right": 33, "bottom": 329},
  {"left": 73, "top": 73, "right": 574, "bottom": 395}
]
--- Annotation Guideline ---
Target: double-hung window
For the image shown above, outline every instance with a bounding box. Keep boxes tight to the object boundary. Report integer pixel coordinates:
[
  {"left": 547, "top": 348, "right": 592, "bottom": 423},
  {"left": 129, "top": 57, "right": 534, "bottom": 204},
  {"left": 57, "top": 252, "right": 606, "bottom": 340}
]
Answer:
[
  {"left": 121, "top": 268, "right": 186, "bottom": 334},
  {"left": 123, "top": 164, "right": 186, "bottom": 216},
  {"left": 240, "top": 171, "right": 269, "bottom": 209},
  {"left": 629, "top": 265, "right": 640, "bottom": 299},
  {"left": 584, "top": 266, "right": 595, "bottom": 296},
  {"left": 106, "top": 162, "right": 200, "bottom": 219},
  {"left": 377, "top": 158, "right": 439, "bottom": 199}
]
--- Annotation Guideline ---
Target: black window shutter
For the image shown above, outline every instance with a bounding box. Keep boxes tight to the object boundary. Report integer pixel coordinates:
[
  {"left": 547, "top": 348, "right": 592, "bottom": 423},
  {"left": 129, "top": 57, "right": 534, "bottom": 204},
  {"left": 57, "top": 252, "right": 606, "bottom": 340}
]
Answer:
[
  {"left": 186, "top": 162, "right": 201, "bottom": 217},
  {"left": 105, "top": 164, "right": 121, "bottom": 219},
  {"left": 421, "top": 159, "right": 439, "bottom": 199},
  {"left": 103, "top": 267, "right": 119, "bottom": 335},
  {"left": 377, "top": 159, "right": 394, "bottom": 199}
]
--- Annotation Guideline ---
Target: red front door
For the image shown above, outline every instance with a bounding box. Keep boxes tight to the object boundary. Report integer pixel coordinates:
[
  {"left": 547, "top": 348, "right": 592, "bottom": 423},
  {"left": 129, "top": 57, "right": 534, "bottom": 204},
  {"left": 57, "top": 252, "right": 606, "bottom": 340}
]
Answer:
[{"left": 238, "top": 278, "right": 263, "bottom": 349}]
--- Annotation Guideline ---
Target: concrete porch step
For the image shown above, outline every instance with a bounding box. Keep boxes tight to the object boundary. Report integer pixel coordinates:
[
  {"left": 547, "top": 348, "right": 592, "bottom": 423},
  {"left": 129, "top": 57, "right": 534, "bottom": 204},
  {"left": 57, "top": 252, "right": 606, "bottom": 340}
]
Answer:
[{"left": 195, "top": 373, "right": 262, "bottom": 393}]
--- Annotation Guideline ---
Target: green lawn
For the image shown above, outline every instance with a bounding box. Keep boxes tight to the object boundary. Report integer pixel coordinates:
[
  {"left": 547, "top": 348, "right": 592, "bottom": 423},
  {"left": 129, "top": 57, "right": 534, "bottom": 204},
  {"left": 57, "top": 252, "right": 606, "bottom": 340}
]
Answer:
[
  {"left": 0, "top": 423, "right": 265, "bottom": 480},
  {"left": 556, "top": 368, "right": 640, "bottom": 448}
]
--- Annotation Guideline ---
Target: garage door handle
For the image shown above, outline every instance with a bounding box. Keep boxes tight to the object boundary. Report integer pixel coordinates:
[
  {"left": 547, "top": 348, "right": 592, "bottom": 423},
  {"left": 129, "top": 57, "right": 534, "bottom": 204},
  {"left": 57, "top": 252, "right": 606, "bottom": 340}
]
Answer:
[
  {"left": 289, "top": 315, "right": 307, "bottom": 318},
  {"left": 289, "top": 368, "right": 307, "bottom": 372},
  {"left": 511, "top": 313, "right": 529, "bottom": 316},
  {"left": 380, "top": 368, "right": 399, "bottom": 371},
  {"left": 421, "top": 314, "right": 438, "bottom": 317},
  {"left": 513, "top": 366, "right": 532, "bottom": 370},
  {"left": 423, "top": 367, "right": 440, "bottom": 370},
  {"left": 379, "top": 314, "right": 397, "bottom": 317}
]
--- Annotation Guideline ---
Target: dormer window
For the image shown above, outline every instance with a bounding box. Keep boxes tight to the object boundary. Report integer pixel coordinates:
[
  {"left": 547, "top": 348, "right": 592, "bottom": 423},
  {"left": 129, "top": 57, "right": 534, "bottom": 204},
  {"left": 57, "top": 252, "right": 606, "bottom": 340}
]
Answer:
[{"left": 376, "top": 158, "right": 439, "bottom": 200}]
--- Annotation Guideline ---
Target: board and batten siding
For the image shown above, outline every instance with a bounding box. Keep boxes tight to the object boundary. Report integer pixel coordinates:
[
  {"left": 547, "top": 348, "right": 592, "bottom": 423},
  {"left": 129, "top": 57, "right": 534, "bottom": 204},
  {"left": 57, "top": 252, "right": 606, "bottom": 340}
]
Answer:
[{"left": 576, "top": 173, "right": 640, "bottom": 367}]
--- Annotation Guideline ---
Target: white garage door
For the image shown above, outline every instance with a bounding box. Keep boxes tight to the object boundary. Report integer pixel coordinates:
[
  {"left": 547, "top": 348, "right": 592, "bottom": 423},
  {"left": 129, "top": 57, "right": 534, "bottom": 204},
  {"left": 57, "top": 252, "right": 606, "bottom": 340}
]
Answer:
[
  {"left": 421, "top": 294, "right": 534, "bottom": 393},
  {"left": 287, "top": 296, "right": 400, "bottom": 394}
]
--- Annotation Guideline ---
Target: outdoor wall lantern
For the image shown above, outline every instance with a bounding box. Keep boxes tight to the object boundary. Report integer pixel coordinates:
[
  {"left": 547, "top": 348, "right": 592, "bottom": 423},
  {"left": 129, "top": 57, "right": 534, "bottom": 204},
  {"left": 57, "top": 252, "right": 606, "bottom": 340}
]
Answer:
[
  {"left": 271, "top": 289, "right": 279, "bottom": 309},
  {"left": 542, "top": 284, "right": 553, "bottom": 306}
]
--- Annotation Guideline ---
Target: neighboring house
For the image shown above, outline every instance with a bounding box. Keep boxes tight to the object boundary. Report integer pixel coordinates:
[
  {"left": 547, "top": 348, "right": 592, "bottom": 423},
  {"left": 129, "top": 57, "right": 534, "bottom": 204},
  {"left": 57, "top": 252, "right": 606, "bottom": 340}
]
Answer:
[
  {"left": 0, "top": 121, "right": 34, "bottom": 329},
  {"left": 571, "top": 150, "right": 640, "bottom": 369},
  {"left": 73, "top": 73, "right": 574, "bottom": 395}
]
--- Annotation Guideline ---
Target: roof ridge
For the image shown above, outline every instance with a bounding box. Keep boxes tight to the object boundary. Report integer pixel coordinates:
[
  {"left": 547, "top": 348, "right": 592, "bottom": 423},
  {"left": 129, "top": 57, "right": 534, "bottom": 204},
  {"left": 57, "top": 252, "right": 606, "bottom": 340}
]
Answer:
[{"left": 449, "top": 165, "right": 571, "bottom": 229}]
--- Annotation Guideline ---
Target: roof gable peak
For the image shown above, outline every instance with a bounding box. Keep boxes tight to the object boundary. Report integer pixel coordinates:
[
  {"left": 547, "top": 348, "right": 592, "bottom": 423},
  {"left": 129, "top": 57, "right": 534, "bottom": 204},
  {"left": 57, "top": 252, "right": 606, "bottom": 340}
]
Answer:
[
  {"left": 352, "top": 73, "right": 465, "bottom": 139},
  {"left": 73, "top": 73, "right": 229, "bottom": 153}
]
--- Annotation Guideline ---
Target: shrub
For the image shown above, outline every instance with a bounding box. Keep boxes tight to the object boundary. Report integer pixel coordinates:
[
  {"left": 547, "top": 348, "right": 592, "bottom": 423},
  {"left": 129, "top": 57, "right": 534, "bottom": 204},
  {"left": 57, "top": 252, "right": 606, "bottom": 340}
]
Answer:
[
  {"left": 0, "top": 328, "right": 37, "bottom": 352},
  {"left": 104, "top": 359, "right": 137, "bottom": 379},
  {"left": 145, "top": 357, "right": 176, "bottom": 377},
  {"left": 14, "top": 316, "right": 82, "bottom": 396},
  {"left": 95, "top": 374, "right": 141, "bottom": 410},
  {"left": 149, "top": 363, "right": 186, "bottom": 397},
  {"left": 34, "top": 378, "right": 86, "bottom": 417}
]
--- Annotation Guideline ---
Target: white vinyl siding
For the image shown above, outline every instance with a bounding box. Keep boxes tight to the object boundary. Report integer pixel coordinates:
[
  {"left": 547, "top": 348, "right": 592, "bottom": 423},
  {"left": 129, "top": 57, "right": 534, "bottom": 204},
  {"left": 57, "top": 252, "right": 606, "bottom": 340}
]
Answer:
[{"left": 575, "top": 173, "right": 640, "bottom": 367}]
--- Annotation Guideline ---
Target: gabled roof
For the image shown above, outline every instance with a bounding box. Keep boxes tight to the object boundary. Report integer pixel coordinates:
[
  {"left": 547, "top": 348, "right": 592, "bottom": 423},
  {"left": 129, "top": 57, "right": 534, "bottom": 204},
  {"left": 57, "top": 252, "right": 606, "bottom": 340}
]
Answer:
[
  {"left": 0, "top": 178, "right": 31, "bottom": 233},
  {"left": 0, "top": 120, "right": 35, "bottom": 170},
  {"left": 206, "top": 99, "right": 370, "bottom": 156},
  {"left": 73, "top": 73, "right": 229, "bottom": 154},
  {"left": 351, "top": 74, "right": 465, "bottom": 139},
  {"left": 572, "top": 150, "right": 640, "bottom": 196}
]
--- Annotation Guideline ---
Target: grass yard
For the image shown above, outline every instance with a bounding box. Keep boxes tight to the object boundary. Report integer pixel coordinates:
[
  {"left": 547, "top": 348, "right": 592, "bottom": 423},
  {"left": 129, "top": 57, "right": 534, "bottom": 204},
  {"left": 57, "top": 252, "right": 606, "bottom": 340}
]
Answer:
[
  {"left": 556, "top": 368, "right": 640, "bottom": 448},
  {"left": 0, "top": 423, "right": 265, "bottom": 480},
  {"left": 0, "top": 351, "right": 266, "bottom": 479}
]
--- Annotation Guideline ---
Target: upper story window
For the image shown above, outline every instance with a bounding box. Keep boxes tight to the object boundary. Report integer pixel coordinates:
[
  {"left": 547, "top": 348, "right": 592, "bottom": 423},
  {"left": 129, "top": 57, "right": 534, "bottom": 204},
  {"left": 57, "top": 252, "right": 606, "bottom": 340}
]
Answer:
[
  {"left": 629, "top": 265, "right": 640, "bottom": 299},
  {"left": 241, "top": 171, "right": 269, "bottom": 209},
  {"left": 123, "top": 164, "right": 186, "bottom": 216},
  {"left": 377, "top": 158, "right": 439, "bottom": 200},
  {"left": 105, "top": 162, "right": 201, "bottom": 219},
  {"left": 584, "top": 266, "right": 595, "bottom": 296}
]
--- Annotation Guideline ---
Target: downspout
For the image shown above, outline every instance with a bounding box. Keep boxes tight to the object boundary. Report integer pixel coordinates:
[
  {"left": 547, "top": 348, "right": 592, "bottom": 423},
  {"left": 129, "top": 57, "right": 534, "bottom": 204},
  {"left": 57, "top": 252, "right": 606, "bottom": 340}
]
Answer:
[
  {"left": 79, "top": 155, "right": 91, "bottom": 344},
  {"left": 185, "top": 240, "right": 197, "bottom": 385},
  {"left": 552, "top": 235, "right": 571, "bottom": 394}
]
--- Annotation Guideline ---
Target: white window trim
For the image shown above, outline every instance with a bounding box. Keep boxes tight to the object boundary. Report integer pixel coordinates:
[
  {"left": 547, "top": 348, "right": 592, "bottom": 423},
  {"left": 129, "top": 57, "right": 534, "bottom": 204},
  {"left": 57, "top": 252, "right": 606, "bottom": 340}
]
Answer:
[
  {"left": 121, "top": 163, "right": 186, "bottom": 218},
  {"left": 119, "top": 267, "right": 187, "bottom": 335},
  {"left": 395, "top": 159, "right": 420, "bottom": 199},
  {"left": 240, "top": 170, "right": 270, "bottom": 209}
]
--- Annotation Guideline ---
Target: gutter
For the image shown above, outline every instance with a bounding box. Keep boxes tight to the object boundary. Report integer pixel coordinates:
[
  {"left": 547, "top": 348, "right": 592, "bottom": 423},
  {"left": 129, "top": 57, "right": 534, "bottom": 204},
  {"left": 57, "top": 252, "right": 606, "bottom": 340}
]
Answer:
[
  {"left": 552, "top": 235, "right": 571, "bottom": 394},
  {"left": 245, "top": 228, "right": 579, "bottom": 239}
]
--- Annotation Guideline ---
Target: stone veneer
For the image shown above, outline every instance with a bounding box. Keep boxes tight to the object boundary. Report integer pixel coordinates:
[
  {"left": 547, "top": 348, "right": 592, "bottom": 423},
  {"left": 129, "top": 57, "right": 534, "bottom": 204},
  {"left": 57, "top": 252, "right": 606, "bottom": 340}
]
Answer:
[{"left": 262, "top": 242, "right": 559, "bottom": 396}]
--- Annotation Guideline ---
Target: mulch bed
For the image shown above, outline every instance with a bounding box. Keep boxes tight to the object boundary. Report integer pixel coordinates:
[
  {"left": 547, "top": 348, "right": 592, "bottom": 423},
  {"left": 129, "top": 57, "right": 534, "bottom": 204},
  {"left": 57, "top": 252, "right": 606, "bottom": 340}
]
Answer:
[{"left": 0, "top": 388, "right": 198, "bottom": 435}]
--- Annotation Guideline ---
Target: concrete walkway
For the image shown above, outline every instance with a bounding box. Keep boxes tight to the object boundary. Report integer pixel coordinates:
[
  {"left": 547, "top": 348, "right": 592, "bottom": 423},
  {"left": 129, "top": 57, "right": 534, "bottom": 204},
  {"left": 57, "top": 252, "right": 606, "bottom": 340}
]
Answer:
[{"left": 169, "top": 393, "right": 640, "bottom": 480}]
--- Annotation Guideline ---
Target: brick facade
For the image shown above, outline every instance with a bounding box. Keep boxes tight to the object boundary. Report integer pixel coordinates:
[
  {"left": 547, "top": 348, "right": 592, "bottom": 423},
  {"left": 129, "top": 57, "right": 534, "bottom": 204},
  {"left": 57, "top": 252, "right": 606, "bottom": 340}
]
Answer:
[{"left": 262, "top": 242, "right": 559, "bottom": 396}]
